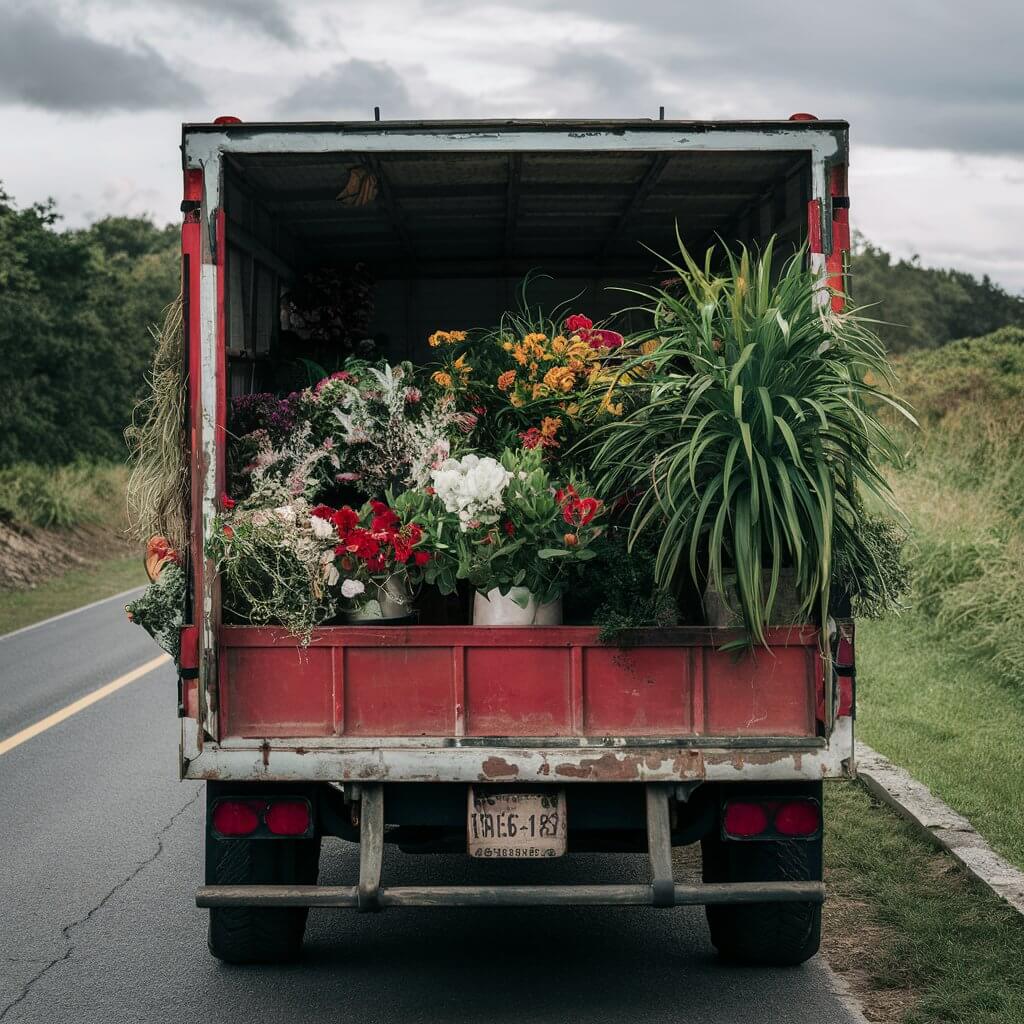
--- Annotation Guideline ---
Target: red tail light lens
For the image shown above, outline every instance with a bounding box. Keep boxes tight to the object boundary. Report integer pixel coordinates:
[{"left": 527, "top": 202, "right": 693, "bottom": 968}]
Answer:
[
  {"left": 265, "top": 799, "right": 311, "bottom": 836},
  {"left": 775, "top": 799, "right": 821, "bottom": 837},
  {"left": 211, "top": 799, "right": 261, "bottom": 837},
  {"left": 723, "top": 801, "right": 769, "bottom": 838}
]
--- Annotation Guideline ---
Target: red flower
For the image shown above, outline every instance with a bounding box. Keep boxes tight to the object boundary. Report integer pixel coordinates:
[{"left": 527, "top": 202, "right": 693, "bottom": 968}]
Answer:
[
  {"left": 520, "top": 427, "right": 543, "bottom": 450},
  {"left": 414, "top": 550, "right": 431, "bottom": 566},
  {"left": 365, "top": 552, "right": 387, "bottom": 573},
  {"left": 588, "top": 328, "right": 624, "bottom": 351},
  {"left": 220, "top": 493, "right": 236, "bottom": 511},
  {"left": 332, "top": 506, "right": 360, "bottom": 536},
  {"left": 345, "top": 528, "right": 380, "bottom": 560},
  {"left": 555, "top": 484, "right": 579, "bottom": 506},
  {"left": 503, "top": 520, "right": 515, "bottom": 537},
  {"left": 370, "top": 500, "right": 400, "bottom": 534},
  {"left": 563, "top": 497, "right": 601, "bottom": 527},
  {"left": 473, "top": 405, "right": 487, "bottom": 417},
  {"left": 565, "top": 313, "right": 593, "bottom": 333},
  {"left": 311, "top": 504, "right": 335, "bottom": 520},
  {"left": 223, "top": 525, "right": 234, "bottom": 539}
]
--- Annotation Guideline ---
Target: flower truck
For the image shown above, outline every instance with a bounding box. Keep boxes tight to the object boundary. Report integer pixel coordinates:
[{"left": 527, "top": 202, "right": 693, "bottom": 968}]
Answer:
[{"left": 127, "top": 115, "right": 908, "bottom": 966}]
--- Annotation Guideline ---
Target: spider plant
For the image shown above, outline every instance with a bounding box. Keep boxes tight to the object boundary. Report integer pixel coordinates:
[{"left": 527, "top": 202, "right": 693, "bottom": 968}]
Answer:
[{"left": 582, "top": 235, "right": 915, "bottom": 643}]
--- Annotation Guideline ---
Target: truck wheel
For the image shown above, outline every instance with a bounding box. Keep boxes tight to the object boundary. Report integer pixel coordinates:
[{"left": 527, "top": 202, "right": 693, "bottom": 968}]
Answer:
[
  {"left": 701, "top": 792, "right": 822, "bottom": 967},
  {"left": 206, "top": 832, "right": 321, "bottom": 964}
]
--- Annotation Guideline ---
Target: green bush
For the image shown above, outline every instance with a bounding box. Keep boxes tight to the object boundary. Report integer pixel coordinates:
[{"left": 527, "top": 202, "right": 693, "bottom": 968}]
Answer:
[{"left": 0, "top": 461, "right": 127, "bottom": 530}]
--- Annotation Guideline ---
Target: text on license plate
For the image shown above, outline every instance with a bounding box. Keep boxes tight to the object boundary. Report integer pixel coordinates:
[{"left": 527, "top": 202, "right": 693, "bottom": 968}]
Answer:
[{"left": 467, "top": 788, "right": 567, "bottom": 858}]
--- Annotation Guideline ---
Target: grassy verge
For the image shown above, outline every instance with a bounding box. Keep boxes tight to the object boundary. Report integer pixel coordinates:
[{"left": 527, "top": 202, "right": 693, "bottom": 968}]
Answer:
[
  {"left": 856, "top": 614, "right": 1024, "bottom": 871},
  {"left": 824, "top": 780, "right": 1024, "bottom": 1024},
  {"left": 0, "top": 555, "right": 146, "bottom": 635}
]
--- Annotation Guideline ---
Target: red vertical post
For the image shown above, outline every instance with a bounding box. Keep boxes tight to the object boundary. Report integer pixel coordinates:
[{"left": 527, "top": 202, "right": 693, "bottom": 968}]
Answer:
[{"left": 827, "top": 163, "right": 850, "bottom": 312}]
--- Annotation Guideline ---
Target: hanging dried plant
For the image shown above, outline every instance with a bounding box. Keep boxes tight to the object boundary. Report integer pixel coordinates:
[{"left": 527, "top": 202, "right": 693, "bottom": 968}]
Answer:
[{"left": 124, "top": 295, "right": 188, "bottom": 553}]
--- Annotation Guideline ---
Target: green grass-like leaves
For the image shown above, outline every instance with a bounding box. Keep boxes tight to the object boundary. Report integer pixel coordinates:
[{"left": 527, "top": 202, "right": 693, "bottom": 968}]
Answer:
[{"left": 584, "top": 236, "right": 914, "bottom": 642}]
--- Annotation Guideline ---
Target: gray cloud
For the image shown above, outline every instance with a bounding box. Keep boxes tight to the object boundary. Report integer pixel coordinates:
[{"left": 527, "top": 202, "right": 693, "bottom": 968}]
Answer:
[
  {"left": 274, "top": 59, "right": 413, "bottom": 119},
  {"left": 447, "top": 0, "right": 1024, "bottom": 155},
  {"left": 165, "top": 0, "right": 299, "bottom": 46},
  {"left": 0, "top": 8, "right": 203, "bottom": 111}
]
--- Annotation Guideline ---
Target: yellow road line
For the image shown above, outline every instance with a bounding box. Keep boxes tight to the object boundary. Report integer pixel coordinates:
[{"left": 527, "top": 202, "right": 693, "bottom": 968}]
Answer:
[{"left": 0, "top": 654, "right": 172, "bottom": 757}]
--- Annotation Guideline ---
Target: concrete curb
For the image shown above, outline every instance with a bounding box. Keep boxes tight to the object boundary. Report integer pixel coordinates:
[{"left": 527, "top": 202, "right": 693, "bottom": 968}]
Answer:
[{"left": 855, "top": 741, "right": 1024, "bottom": 917}]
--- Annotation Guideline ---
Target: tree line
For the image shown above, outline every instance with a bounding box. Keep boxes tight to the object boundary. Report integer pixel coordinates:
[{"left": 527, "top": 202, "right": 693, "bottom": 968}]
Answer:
[{"left": 1, "top": 187, "right": 1021, "bottom": 466}]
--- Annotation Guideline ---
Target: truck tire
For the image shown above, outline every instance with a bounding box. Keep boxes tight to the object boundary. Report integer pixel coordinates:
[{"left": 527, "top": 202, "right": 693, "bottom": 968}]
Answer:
[
  {"left": 206, "top": 833, "right": 321, "bottom": 964},
  {"left": 701, "top": 788, "right": 822, "bottom": 967}
]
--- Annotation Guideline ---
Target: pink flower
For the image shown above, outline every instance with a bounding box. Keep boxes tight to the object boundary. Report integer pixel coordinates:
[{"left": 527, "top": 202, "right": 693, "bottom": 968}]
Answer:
[
  {"left": 405, "top": 387, "right": 422, "bottom": 404},
  {"left": 565, "top": 313, "right": 593, "bottom": 333}
]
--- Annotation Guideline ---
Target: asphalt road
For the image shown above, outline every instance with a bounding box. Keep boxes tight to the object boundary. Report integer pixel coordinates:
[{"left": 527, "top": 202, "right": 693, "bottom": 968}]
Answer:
[{"left": 0, "top": 595, "right": 866, "bottom": 1024}]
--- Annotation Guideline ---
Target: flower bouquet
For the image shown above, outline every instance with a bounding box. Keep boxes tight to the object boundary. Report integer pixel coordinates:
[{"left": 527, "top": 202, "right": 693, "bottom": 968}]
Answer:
[{"left": 395, "top": 447, "right": 605, "bottom": 625}]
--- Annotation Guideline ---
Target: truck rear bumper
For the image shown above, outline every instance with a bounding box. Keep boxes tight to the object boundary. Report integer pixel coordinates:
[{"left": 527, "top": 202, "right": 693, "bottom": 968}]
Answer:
[
  {"left": 182, "top": 722, "right": 854, "bottom": 783},
  {"left": 196, "top": 880, "right": 825, "bottom": 909},
  {"left": 196, "top": 783, "right": 825, "bottom": 912}
]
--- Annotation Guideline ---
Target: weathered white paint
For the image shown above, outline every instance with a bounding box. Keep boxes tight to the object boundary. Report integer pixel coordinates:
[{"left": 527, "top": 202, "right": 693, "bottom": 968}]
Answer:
[{"left": 183, "top": 124, "right": 844, "bottom": 216}]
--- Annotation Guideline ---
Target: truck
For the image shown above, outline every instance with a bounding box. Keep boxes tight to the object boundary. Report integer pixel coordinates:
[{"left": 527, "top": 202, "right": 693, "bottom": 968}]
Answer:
[{"left": 176, "top": 115, "right": 856, "bottom": 966}]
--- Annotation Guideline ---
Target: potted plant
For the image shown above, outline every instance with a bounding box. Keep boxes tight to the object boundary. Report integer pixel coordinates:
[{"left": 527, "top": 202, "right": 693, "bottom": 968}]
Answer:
[
  {"left": 395, "top": 447, "right": 605, "bottom": 625},
  {"left": 310, "top": 500, "right": 432, "bottom": 622},
  {"left": 584, "top": 236, "right": 915, "bottom": 643}
]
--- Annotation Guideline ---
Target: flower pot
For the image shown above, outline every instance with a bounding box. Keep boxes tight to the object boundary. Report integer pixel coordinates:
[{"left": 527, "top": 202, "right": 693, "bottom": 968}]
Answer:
[
  {"left": 472, "top": 587, "right": 562, "bottom": 626},
  {"left": 703, "top": 568, "right": 807, "bottom": 628},
  {"left": 345, "top": 577, "right": 413, "bottom": 623}
]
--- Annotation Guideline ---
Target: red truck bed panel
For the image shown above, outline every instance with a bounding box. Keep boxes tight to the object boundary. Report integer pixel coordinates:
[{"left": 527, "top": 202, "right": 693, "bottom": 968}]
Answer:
[{"left": 217, "top": 626, "right": 821, "bottom": 742}]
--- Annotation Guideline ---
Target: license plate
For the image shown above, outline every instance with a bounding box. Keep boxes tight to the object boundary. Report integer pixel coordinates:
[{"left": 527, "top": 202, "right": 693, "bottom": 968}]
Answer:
[{"left": 467, "top": 788, "right": 567, "bottom": 858}]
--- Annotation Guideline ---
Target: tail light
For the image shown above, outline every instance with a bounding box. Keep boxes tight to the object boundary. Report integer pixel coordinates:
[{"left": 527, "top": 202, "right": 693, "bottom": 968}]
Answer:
[
  {"left": 211, "top": 800, "right": 262, "bottom": 837},
  {"left": 722, "top": 798, "right": 821, "bottom": 841},
  {"left": 265, "top": 799, "right": 311, "bottom": 836},
  {"left": 722, "top": 802, "right": 770, "bottom": 838},
  {"left": 210, "top": 797, "right": 313, "bottom": 838}
]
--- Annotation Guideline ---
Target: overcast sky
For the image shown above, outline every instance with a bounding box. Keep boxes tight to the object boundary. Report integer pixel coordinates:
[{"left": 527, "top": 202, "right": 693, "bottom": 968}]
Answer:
[{"left": 2, "top": 0, "right": 1022, "bottom": 291}]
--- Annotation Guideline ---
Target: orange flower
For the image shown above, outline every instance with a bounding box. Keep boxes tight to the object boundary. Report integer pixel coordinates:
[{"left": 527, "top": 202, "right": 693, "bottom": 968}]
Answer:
[
  {"left": 497, "top": 370, "right": 517, "bottom": 392},
  {"left": 540, "top": 416, "right": 562, "bottom": 438},
  {"left": 543, "top": 366, "right": 576, "bottom": 393},
  {"left": 432, "top": 370, "right": 453, "bottom": 388},
  {"left": 563, "top": 532, "right": 579, "bottom": 547}
]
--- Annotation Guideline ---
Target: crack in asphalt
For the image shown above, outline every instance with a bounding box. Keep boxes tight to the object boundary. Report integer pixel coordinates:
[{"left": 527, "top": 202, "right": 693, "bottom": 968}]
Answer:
[{"left": 0, "top": 786, "right": 202, "bottom": 1022}]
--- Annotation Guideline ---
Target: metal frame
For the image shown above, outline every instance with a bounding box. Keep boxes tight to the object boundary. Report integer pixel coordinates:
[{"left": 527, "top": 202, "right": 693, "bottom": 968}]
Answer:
[
  {"left": 179, "top": 119, "right": 852, "bottom": 777},
  {"left": 196, "top": 782, "right": 825, "bottom": 910}
]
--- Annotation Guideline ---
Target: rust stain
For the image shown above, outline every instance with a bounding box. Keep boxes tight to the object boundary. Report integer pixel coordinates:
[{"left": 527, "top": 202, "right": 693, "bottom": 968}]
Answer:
[
  {"left": 555, "top": 752, "right": 642, "bottom": 780},
  {"left": 480, "top": 756, "right": 520, "bottom": 779}
]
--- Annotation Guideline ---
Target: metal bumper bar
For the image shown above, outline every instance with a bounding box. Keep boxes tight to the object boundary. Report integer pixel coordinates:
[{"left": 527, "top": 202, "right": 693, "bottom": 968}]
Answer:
[
  {"left": 197, "top": 782, "right": 825, "bottom": 912},
  {"left": 196, "top": 881, "right": 824, "bottom": 909}
]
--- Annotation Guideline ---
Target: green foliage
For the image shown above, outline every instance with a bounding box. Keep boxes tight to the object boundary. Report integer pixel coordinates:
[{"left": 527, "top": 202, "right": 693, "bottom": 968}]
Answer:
[
  {"left": 832, "top": 512, "right": 912, "bottom": 620},
  {"left": 851, "top": 234, "right": 1024, "bottom": 353},
  {"left": 125, "top": 562, "right": 185, "bottom": 658},
  {"left": 0, "top": 185, "right": 178, "bottom": 466},
  {"left": 887, "top": 326, "right": 1024, "bottom": 688},
  {"left": 586, "top": 236, "right": 913, "bottom": 643},
  {"left": 565, "top": 525, "right": 679, "bottom": 641},
  {"left": 0, "top": 460, "right": 127, "bottom": 529}
]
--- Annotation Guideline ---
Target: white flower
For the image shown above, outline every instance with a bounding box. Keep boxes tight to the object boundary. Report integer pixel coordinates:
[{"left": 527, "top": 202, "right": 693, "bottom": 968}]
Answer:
[
  {"left": 341, "top": 578, "right": 365, "bottom": 599},
  {"left": 310, "top": 515, "right": 335, "bottom": 540},
  {"left": 430, "top": 454, "right": 511, "bottom": 532},
  {"left": 274, "top": 505, "right": 296, "bottom": 524},
  {"left": 324, "top": 562, "right": 340, "bottom": 587}
]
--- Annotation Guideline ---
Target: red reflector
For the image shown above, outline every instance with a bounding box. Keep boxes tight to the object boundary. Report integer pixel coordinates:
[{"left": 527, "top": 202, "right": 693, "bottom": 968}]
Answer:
[
  {"left": 723, "top": 802, "right": 769, "bottom": 838},
  {"left": 775, "top": 800, "right": 821, "bottom": 836},
  {"left": 265, "top": 800, "right": 311, "bottom": 836},
  {"left": 211, "top": 800, "right": 261, "bottom": 837}
]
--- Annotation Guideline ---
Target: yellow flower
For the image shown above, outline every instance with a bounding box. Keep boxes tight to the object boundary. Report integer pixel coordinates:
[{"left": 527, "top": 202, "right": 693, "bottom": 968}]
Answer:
[
  {"left": 565, "top": 402, "right": 580, "bottom": 416},
  {"left": 550, "top": 335, "right": 567, "bottom": 355},
  {"left": 567, "top": 357, "right": 586, "bottom": 373},
  {"left": 449, "top": 330, "right": 467, "bottom": 343},
  {"left": 432, "top": 370, "right": 453, "bottom": 388},
  {"left": 428, "top": 330, "right": 449, "bottom": 348},
  {"left": 523, "top": 332, "right": 548, "bottom": 347},
  {"left": 512, "top": 345, "right": 529, "bottom": 366},
  {"left": 454, "top": 355, "right": 472, "bottom": 379},
  {"left": 497, "top": 370, "right": 517, "bottom": 392},
  {"left": 599, "top": 391, "right": 623, "bottom": 416},
  {"left": 510, "top": 393, "right": 524, "bottom": 408},
  {"left": 640, "top": 338, "right": 662, "bottom": 356},
  {"left": 528, "top": 361, "right": 540, "bottom": 377},
  {"left": 540, "top": 416, "right": 562, "bottom": 438},
  {"left": 531, "top": 382, "right": 550, "bottom": 400},
  {"left": 502, "top": 341, "right": 514, "bottom": 352},
  {"left": 543, "top": 366, "right": 576, "bottom": 393},
  {"left": 567, "top": 340, "right": 592, "bottom": 359}
]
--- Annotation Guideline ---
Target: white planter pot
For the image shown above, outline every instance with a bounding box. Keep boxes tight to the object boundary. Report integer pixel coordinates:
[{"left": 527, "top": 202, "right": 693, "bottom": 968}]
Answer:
[
  {"left": 345, "top": 577, "right": 413, "bottom": 622},
  {"left": 472, "top": 587, "right": 562, "bottom": 626}
]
